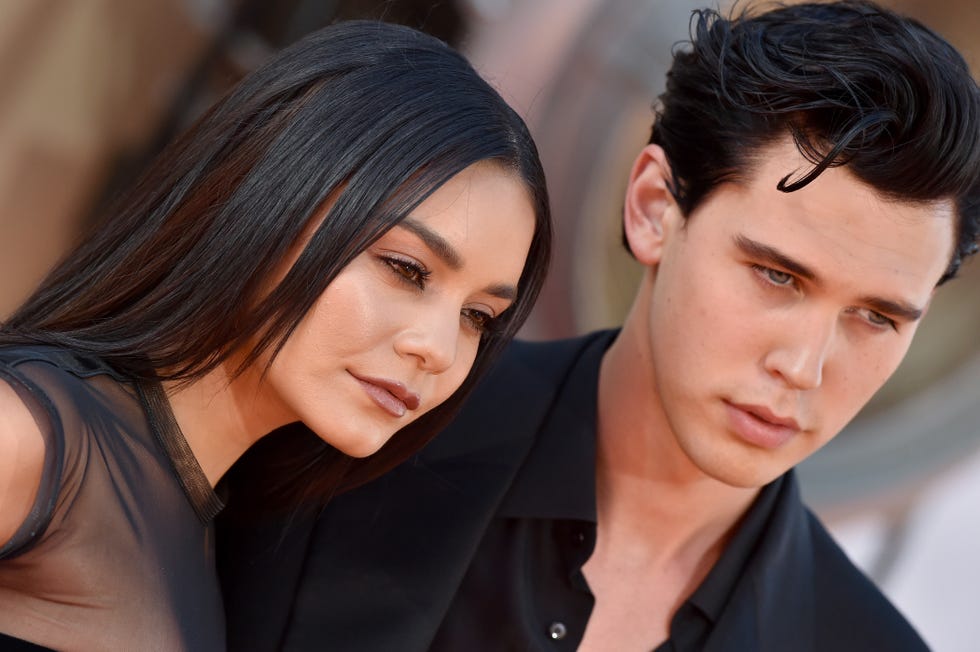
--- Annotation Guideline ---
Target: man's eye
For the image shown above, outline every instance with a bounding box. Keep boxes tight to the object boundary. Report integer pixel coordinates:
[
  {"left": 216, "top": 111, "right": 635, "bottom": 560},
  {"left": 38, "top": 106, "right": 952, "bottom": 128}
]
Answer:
[
  {"left": 382, "top": 256, "right": 430, "bottom": 289},
  {"left": 865, "top": 309, "right": 898, "bottom": 330},
  {"left": 753, "top": 264, "right": 794, "bottom": 287}
]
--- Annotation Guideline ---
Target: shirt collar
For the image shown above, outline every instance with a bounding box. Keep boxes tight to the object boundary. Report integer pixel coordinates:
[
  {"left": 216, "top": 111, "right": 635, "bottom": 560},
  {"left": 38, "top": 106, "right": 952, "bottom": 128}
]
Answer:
[
  {"left": 494, "top": 327, "right": 814, "bottom": 649},
  {"left": 496, "top": 330, "right": 616, "bottom": 522},
  {"left": 686, "top": 473, "right": 787, "bottom": 622},
  {"left": 700, "top": 471, "right": 818, "bottom": 652}
]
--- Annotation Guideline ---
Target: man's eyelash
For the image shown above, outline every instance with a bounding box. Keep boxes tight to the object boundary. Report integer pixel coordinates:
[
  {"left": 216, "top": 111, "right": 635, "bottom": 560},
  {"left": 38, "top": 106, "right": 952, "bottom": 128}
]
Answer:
[
  {"left": 750, "top": 263, "right": 900, "bottom": 332},
  {"left": 751, "top": 264, "right": 796, "bottom": 287},
  {"left": 859, "top": 308, "right": 899, "bottom": 331}
]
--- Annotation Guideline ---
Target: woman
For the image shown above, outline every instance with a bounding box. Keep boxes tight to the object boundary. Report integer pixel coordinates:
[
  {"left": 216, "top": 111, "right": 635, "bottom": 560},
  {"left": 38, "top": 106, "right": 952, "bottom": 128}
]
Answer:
[{"left": 0, "top": 20, "right": 550, "bottom": 651}]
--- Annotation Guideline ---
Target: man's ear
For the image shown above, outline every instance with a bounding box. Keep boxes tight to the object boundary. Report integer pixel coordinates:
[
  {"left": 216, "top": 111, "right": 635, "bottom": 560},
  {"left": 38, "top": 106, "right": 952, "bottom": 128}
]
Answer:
[{"left": 623, "top": 144, "right": 676, "bottom": 265}]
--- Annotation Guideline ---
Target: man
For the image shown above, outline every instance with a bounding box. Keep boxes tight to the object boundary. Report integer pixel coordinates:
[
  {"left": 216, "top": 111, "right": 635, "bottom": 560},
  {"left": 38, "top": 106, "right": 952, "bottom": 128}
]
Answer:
[{"left": 218, "top": 2, "right": 980, "bottom": 650}]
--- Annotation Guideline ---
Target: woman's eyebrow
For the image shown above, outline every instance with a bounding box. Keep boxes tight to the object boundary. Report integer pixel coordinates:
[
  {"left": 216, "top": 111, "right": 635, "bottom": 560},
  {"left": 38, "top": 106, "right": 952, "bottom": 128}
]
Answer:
[
  {"left": 398, "top": 218, "right": 462, "bottom": 270},
  {"left": 485, "top": 283, "right": 517, "bottom": 301},
  {"left": 396, "top": 217, "right": 517, "bottom": 301}
]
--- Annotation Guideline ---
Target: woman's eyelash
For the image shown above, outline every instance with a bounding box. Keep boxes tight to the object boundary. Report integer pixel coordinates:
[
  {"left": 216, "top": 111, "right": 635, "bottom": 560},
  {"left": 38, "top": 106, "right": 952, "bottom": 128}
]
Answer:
[
  {"left": 381, "top": 256, "right": 430, "bottom": 289},
  {"left": 378, "top": 254, "right": 505, "bottom": 336},
  {"left": 462, "top": 308, "right": 498, "bottom": 334}
]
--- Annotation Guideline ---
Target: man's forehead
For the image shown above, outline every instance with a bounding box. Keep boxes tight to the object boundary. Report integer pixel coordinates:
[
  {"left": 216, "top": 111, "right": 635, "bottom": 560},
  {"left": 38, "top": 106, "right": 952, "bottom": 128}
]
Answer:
[{"left": 704, "top": 149, "right": 957, "bottom": 294}]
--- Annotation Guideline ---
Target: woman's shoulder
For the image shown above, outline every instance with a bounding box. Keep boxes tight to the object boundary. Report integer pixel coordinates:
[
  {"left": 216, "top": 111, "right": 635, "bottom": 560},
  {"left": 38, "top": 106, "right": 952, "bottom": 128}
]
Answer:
[
  {"left": 0, "top": 342, "right": 133, "bottom": 559},
  {"left": 0, "top": 342, "right": 119, "bottom": 380},
  {"left": 0, "top": 361, "right": 48, "bottom": 551},
  {"left": 0, "top": 342, "right": 131, "bottom": 413}
]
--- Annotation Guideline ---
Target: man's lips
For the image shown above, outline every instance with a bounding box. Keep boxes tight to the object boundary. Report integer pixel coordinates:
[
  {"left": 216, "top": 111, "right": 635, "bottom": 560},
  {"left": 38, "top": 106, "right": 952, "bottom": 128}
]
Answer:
[
  {"left": 731, "top": 403, "right": 801, "bottom": 430},
  {"left": 724, "top": 401, "right": 802, "bottom": 449},
  {"left": 351, "top": 373, "right": 421, "bottom": 417}
]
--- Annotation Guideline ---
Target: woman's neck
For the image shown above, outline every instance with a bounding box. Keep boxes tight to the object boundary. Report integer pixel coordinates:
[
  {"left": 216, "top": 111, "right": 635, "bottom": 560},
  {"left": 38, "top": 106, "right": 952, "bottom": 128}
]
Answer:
[{"left": 164, "top": 361, "right": 293, "bottom": 485}]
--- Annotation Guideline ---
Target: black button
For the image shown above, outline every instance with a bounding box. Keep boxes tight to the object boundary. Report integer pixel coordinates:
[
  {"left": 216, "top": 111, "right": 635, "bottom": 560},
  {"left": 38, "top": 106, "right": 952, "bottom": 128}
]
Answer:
[
  {"left": 571, "top": 529, "right": 587, "bottom": 546},
  {"left": 548, "top": 622, "right": 567, "bottom": 640}
]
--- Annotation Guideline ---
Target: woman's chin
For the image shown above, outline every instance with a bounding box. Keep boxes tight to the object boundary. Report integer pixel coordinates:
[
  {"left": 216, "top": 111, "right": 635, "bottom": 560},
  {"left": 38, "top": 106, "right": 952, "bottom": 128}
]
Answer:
[{"left": 318, "top": 430, "right": 392, "bottom": 459}]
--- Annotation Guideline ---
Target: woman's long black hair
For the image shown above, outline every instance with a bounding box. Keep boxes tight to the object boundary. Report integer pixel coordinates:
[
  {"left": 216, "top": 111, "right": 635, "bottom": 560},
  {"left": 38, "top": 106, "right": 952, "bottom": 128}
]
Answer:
[{"left": 2, "top": 20, "right": 552, "bottom": 505}]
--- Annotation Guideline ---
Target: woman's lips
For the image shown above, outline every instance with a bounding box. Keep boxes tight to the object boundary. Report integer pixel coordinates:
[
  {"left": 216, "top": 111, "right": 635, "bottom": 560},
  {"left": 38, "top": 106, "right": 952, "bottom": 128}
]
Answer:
[
  {"left": 352, "top": 373, "right": 421, "bottom": 418},
  {"left": 724, "top": 401, "right": 801, "bottom": 449}
]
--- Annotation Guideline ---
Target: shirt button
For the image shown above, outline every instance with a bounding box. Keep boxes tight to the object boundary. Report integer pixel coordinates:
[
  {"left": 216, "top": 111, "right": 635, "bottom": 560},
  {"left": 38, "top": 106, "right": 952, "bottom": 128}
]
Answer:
[
  {"left": 571, "top": 530, "right": 586, "bottom": 546},
  {"left": 548, "top": 622, "right": 568, "bottom": 640}
]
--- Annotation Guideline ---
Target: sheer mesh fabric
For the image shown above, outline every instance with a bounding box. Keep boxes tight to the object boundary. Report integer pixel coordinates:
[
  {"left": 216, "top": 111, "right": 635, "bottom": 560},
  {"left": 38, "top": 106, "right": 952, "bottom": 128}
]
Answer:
[{"left": 0, "top": 346, "right": 225, "bottom": 651}]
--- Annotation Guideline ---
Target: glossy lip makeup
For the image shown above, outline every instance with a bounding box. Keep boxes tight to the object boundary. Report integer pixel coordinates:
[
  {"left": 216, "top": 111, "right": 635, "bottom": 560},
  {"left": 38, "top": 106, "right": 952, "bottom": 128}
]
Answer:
[{"left": 351, "top": 372, "right": 421, "bottom": 418}]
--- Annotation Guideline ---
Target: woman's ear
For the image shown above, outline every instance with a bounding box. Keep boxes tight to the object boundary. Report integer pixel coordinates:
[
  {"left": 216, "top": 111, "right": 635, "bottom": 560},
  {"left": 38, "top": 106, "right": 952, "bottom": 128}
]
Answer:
[{"left": 623, "top": 144, "right": 676, "bottom": 266}]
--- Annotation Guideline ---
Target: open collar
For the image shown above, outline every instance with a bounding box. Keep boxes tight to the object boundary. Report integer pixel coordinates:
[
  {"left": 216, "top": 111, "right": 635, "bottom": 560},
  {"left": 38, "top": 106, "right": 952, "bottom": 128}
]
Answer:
[
  {"left": 704, "top": 471, "right": 817, "bottom": 652},
  {"left": 493, "top": 329, "right": 815, "bottom": 650}
]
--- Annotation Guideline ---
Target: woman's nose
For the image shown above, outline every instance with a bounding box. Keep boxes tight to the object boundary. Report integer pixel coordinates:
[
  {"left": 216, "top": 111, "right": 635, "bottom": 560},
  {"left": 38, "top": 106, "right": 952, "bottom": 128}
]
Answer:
[{"left": 393, "top": 308, "right": 460, "bottom": 374}]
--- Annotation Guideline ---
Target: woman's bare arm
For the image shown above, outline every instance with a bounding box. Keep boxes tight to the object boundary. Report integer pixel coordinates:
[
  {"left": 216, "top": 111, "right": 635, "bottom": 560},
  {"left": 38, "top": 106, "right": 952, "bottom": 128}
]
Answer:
[{"left": 0, "top": 379, "right": 45, "bottom": 548}]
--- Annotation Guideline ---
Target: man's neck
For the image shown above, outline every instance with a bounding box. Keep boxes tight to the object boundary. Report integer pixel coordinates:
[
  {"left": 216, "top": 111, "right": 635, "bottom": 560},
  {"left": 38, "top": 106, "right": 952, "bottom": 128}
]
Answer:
[
  {"left": 596, "top": 316, "right": 759, "bottom": 549},
  {"left": 579, "top": 314, "right": 759, "bottom": 648}
]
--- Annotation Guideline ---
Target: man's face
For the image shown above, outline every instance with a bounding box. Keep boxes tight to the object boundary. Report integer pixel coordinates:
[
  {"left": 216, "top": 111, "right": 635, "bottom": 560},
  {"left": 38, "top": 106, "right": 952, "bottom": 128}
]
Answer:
[{"left": 640, "top": 140, "right": 955, "bottom": 488}]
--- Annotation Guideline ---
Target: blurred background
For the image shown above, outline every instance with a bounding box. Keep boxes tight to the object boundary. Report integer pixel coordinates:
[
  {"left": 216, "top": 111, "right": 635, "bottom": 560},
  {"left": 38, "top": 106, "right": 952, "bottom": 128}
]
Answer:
[{"left": 0, "top": 0, "right": 976, "bottom": 648}]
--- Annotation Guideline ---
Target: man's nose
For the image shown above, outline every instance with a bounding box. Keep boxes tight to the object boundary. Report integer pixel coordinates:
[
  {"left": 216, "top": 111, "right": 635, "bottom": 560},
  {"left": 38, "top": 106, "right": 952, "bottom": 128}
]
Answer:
[{"left": 762, "top": 312, "right": 837, "bottom": 390}]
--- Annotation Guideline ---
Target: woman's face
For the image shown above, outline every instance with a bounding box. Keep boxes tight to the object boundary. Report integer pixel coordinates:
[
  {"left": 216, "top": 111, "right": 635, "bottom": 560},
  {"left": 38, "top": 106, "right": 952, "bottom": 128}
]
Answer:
[{"left": 259, "top": 161, "right": 537, "bottom": 457}]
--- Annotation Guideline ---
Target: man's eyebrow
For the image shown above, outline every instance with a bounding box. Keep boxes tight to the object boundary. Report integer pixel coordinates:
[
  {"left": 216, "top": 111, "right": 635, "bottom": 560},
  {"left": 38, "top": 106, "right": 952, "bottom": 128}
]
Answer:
[
  {"left": 858, "top": 296, "right": 924, "bottom": 322},
  {"left": 734, "top": 234, "right": 925, "bottom": 322},
  {"left": 733, "top": 234, "right": 817, "bottom": 282},
  {"left": 398, "top": 218, "right": 462, "bottom": 270}
]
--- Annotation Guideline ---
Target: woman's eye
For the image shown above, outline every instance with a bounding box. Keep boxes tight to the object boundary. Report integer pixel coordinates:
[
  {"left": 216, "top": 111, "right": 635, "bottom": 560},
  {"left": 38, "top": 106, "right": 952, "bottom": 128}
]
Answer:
[
  {"left": 382, "top": 256, "right": 429, "bottom": 289},
  {"left": 461, "top": 308, "right": 495, "bottom": 333},
  {"left": 753, "top": 264, "right": 794, "bottom": 287}
]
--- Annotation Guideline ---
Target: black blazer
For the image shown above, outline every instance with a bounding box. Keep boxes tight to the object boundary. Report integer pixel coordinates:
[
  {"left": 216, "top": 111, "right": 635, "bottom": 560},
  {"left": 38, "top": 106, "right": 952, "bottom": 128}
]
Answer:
[{"left": 217, "top": 333, "right": 928, "bottom": 652}]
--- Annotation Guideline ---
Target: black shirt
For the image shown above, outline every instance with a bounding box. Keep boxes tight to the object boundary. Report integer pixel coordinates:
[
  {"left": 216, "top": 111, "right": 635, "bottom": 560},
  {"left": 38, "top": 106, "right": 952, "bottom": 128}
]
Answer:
[
  {"left": 220, "top": 332, "right": 929, "bottom": 652},
  {"left": 0, "top": 345, "right": 226, "bottom": 651},
  {"left": 429, "top": 330, "right": 784, "bottom": 651}
]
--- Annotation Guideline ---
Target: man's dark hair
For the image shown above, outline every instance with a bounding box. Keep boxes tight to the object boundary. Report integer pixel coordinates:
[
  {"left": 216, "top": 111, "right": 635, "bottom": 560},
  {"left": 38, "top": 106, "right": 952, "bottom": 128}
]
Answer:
[
  {"left": 2, "top": 20, "right": 552, "bottom": 503},
  {"left": 652, "top": 0, "right": 980, "bottom": 283}
]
